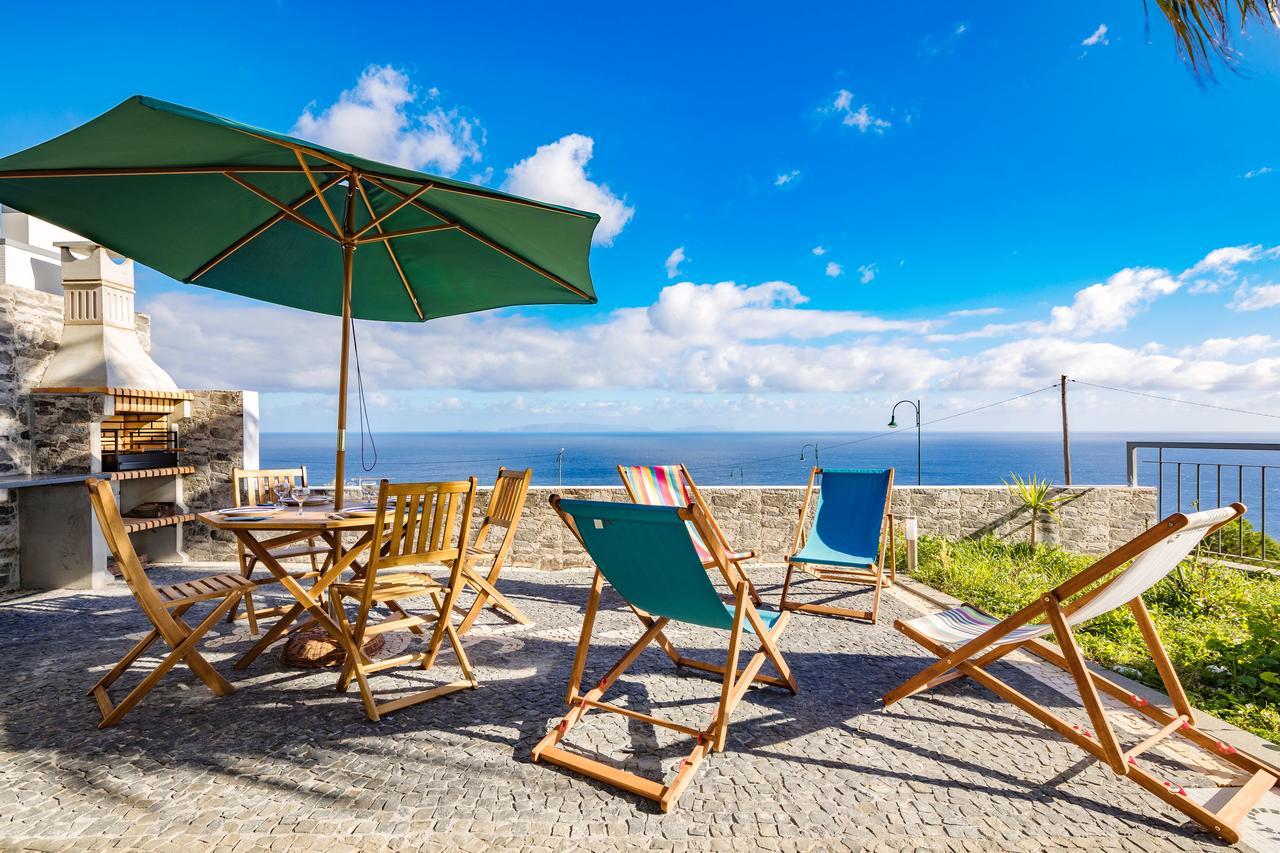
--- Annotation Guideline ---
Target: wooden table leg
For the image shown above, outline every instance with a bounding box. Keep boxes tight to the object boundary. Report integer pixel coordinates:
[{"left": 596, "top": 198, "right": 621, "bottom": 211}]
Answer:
[{"left": 232, "top": 530, "right": 373, "bottom": 670}]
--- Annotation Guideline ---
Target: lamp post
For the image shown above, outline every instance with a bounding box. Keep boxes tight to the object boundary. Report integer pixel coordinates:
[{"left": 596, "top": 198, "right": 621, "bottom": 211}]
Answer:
[
  {"left": 888, "top": 399, "right": 922, "bottom": 485},
  {"left": 800, "top": 443, "right": 820, "bottom": 469}
]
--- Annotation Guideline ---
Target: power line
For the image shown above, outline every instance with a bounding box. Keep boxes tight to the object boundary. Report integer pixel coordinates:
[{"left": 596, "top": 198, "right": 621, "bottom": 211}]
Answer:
[{"left": 1071, "top": 379, "right": 1280, "bottom": 422}]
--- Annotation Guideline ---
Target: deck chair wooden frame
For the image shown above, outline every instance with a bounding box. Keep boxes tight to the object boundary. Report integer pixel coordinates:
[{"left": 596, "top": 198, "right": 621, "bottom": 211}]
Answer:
[
  {"left": 883, "top": 503, "right": 1279, "bottom": 845},
  {"left": 228, "top": 466, "right": 333, "bottom": 634},
  {"left": 330, "top": 478, "right": 480, "bottom": 721},
  {"left": 781, "top": 466, "right": 896, "bottom": 623},
  {"left": 456, "top": 467, "right": 533, "bottom": 634},
  {"left": 86, "top": 477, "right": 256, "bottom": 728},
  {"left": 534, "top": 495, "right": 797, "bottom": 812},
  {"left": 617, "top": 463, "right": 764, "bottom": 606}
]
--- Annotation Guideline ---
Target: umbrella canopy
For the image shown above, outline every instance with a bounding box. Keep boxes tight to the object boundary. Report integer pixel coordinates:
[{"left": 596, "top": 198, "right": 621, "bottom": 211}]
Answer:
[{"left": 0, "top": 96, "right": 600, "bottom": 503}]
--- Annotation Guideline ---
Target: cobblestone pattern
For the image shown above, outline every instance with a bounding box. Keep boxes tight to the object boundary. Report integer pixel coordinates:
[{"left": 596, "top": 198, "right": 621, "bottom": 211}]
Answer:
[
  {"left": 0, "top": 564, "right": 1246, "bottom": 851},
  {"left": 181, "top": 390, "right": 253, "bottom": 561},
  {"left": 506, "top": 485, "right": 1159, "bottom": 570}
]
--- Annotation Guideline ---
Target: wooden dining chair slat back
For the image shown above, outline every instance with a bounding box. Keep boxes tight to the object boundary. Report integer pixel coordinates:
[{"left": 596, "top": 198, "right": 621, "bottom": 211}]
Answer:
[
  {"left": 331, "top": 478, "right": 481, "bottom": 721},
  {"left": 86, "top": 477, "right": 254, "bottom": 728},
  {"left": 229, "top": 466, "right": 332, "bottom": 634},
  {"left": 457, "top": 467, "right": 534, "bottom": 634}
]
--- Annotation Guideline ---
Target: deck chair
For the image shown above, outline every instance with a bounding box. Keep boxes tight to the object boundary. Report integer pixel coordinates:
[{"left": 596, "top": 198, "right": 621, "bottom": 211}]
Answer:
[
  {"left": 227, "top": 466, "right": 333, "bottom": 634},
  {"left": 329, "top": 478, "right": 480, "bottom": 721},
  {"left": 884, "top": 503, "right": 1279, "bottom": 845},
  {"left": 618, "top": 464, "right": 763, "bottom": 605},
  {"left": 781, "top": 467, "right": 895, "bottom": 623},
  {"left": 456, "top": 467, "right": 533, "bottom": 634},
  {"left": 534, "top": 496, "right": 796, "bottom": 812},
  {"left": 86, "top": 477, "right": 256, "bottom": 728}
]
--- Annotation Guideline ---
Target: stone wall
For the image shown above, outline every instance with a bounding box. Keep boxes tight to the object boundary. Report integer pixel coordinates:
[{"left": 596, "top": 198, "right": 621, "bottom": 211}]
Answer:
[
  {"left": 494, "top": 484, "right": 1159, "bottom": 571},
  {"left": 181, "top": 390, "right": 258, "bottom": 561}
]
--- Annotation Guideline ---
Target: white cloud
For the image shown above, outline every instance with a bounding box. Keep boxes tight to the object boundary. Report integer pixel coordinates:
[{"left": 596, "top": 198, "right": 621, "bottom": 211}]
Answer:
[
  {"left": 948, "top": 307, "right": 1004, "bottom": 317},
  {"left": 825, "top": 262, "right": 844, "bottom": 278},
  {"left": 664, "top": 246, "right": 687, "bottom": 279},
  {"left": 1241, "top": 166, "right": 1273, "bottom": 179},
  {"left": 1081, "top": 24, "right": 1109, "bottom": 47},
  {"left": 1178, "top": 335, "right": 1280, "bottom": 360},
  {"left": 926, "top": 322, "right": 1028, "bottom": 343},
  {"left": 1231, "top": 283, "right": 1280, "bottom": 311},
  {"left": 825, "top": 90, "right": 891, "bottom": 134},
  {"left": 1041, "top": 266, "right": 1179, "bottom": 336},
  {"left": 857, "top": 263, "right": 878, "bottom": 284},
  {"left": 503, "top": 134, "right": 634, "bottom": 246},
  {"left": 292, "top": 65, "right": 482, "bottom": 176},
  {"left": 1182, "top": 243, "right": 1280, "bottom": 292},
  {"left": 775, "top": 169, "right": 800, "bottom": 187},
  {"left": 812, "top": 246, "right": 827, "bottom": 256}
]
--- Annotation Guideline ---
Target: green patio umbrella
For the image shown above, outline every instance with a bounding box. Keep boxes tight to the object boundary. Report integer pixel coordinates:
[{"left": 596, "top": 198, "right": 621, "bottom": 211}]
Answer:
[{"left": 0, "top": 96, "right": 599, "bottom": 506}]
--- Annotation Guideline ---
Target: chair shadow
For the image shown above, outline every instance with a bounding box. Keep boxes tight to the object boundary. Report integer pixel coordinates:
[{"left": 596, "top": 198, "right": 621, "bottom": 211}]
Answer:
[{"left": 0, "top": 567, "right": 1228, "bottom": 844}]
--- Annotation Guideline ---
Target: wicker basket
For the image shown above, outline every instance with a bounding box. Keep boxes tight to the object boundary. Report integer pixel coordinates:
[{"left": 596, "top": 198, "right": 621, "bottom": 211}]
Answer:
[{"left": 280, "top": 628, "right": 384, "bottom": 669}]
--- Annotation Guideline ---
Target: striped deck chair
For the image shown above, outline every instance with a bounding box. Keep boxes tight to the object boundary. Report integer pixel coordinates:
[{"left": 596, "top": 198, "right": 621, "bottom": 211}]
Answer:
[
  {"left": 781, "top": 467, "right": 895, "bottom": 623},
  {"left": 618, "top": 464, "right": 763, "bottom": 605},
  {"left": 534, "top": 496, "right": 796, "bottom": 812},
  {"left": 884, "top": 504, "right": 1279, "bottom": 845}
]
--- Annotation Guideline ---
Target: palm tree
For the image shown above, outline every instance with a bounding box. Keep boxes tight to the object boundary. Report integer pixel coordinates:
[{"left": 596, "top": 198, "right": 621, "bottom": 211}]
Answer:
[
  {"left": 1149, "top": 0, "right": 1280, "bottom": 78},
  {"left": 1004, "top": 473, "right": 1081, "bottom": 549}
]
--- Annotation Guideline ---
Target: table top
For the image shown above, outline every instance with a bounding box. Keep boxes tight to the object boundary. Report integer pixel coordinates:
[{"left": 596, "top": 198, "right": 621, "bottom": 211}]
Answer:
[{"left": 196, "top": 502, "right": 377, "bottom": 531}]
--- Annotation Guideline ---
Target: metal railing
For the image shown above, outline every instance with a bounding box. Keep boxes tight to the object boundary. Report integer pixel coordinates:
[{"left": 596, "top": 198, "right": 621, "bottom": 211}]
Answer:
[{"left": 1126, "top": 441, "right": 1280, "bottom": 568}]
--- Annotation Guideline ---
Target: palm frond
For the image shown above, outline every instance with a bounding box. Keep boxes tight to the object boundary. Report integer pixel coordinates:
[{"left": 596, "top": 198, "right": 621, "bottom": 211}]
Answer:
[{"left": 1149, "top": 0, "right": 1280, "bottom": 79}]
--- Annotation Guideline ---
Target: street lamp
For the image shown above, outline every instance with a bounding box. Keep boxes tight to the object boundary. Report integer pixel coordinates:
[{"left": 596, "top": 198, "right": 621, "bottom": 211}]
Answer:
[
  {"left": 888, "top": 399, "right": 922, "bottom": 485},
  {"left": 800, "top": 443, "right": 820, "bottom": 469}
]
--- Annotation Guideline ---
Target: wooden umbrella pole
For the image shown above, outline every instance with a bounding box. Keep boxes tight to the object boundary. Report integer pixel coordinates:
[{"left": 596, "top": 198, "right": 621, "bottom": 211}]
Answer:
[{"left": 333, "top": 177, "right": 357, "bottom": 510}]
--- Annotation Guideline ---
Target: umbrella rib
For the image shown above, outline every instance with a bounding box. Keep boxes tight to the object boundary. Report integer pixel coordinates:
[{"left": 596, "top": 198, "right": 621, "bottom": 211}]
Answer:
[
  {"left": 363, "top": 176, "right": 594, "bottom": 303},
  {"left": 294, "top": 150, "right": 344, "bottom": 236},
  {"left": 356, "top": 177, "right": 425, "bottom": 321},
  {"left": 223, "top": 172, "right": 340, "bottom": 243},
  {"left": 352, "top": 182, "right": 434, "bottom": 240},
  {"left": 188, "top": 172, "right": 347, "bottom": 282},
  {"left": 0, "top": 166, "right": 344, "bottom": 178},
  {"left": 356, "top": 224, "right": 458, "bottom": 244}
]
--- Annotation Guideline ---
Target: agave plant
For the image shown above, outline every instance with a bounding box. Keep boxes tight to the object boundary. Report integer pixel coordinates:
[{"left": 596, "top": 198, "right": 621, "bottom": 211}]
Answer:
[
  {"left": 1149, "top": 0, "right": 1280, "bottom": 79},
  {"left": 1004, "top": 473, "right": 1081, "bottom": 549}
]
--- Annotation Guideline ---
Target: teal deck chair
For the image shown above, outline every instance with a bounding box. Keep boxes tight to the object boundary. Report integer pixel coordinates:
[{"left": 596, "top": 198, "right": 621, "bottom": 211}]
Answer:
[
  {"left": 781, "top": 467, "right": 895, "bottom": 624},
  {"left": 534, "top": 496, "right": 796, "bottom": 812}
]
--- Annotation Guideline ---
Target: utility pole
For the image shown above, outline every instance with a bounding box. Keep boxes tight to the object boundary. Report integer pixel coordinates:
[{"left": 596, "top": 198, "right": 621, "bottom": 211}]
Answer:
[{"left": 1060, "top": 375, "right": 1072, "bottom": 485}]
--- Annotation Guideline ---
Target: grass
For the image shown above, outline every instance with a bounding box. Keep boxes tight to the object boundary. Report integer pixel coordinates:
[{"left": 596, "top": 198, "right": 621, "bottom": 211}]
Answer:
[{"left": 902, "top": 534, "right": 1280, "bottom": 745}]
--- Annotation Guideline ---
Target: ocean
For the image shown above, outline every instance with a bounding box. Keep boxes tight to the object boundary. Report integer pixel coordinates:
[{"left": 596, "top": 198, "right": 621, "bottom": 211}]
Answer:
[{"left": 259, "top": 430, "right": 1279, "bottom": 491}]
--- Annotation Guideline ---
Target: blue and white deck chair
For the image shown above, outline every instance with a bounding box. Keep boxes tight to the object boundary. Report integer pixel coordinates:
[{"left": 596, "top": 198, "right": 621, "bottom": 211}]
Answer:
[
  {"left": 534, "top": 496, "right": 796, "bottom": 812},
  {"left": 782, "top": 467, "right": 895, "bottom": 624}
]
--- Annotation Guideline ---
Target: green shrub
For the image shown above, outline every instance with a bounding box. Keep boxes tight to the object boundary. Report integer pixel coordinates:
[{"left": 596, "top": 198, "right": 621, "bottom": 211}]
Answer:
[{"left": 904, "top": 534, "right": 1280, "bottom": 745}]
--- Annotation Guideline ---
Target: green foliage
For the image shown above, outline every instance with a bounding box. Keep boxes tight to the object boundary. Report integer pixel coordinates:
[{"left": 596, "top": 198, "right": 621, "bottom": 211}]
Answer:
[
  {"left": 1002, "top": 473, "right": 1080, "bottom": 548},
  {"left": 1204, "top": 516, "right": 1280, "bottom": 567},
  {"left": 906, "top": 534, "right": 1280, "bottom": 745}
]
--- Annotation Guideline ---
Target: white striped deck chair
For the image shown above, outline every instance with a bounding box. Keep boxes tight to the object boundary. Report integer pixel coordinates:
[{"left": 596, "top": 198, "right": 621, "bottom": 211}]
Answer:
[{"left": 884, "top": 504, "right": 1279, "bottom": 845}]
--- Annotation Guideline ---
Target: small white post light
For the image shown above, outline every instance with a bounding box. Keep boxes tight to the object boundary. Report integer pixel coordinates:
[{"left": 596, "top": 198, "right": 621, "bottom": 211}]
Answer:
[{"left": 903, "top": 516, "right": 919, "bottom": 573}]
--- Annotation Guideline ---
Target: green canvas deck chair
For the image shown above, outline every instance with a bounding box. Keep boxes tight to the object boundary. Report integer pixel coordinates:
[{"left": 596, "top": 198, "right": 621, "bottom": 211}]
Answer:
[
  {"left": 534, "top": 496, "right": 797, "bottom": 812},
  {"left": 781, "top": 467, "right": 895, "bottom": 623},
  {"left": 884, "top": 504, "right": 1280, "bottom": 845},
  {"left": 618, "top": 464, "right": 763, "bottom": 605}
]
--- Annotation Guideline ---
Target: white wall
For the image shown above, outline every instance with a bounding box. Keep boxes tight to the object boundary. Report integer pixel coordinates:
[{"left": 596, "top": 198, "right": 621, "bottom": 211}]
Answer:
[{"left": 0, "top": 208, "right": 83, "bottom": 294}]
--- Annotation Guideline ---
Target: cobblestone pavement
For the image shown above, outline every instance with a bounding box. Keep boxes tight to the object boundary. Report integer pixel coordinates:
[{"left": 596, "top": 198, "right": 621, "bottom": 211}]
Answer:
[{"left": 0, "top": 565, "right": 1267, "bottom": 851}]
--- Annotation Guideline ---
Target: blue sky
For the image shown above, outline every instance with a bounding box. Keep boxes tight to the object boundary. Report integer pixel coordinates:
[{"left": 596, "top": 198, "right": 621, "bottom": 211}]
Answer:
[{"left": 5, "top": 2, "right": 1280, "bottom": 432}]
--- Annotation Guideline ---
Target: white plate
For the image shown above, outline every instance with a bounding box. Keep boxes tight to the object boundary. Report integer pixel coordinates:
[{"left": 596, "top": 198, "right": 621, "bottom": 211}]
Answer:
[{"left": 220, "top": 506, "right": 283, "bottom": 516}]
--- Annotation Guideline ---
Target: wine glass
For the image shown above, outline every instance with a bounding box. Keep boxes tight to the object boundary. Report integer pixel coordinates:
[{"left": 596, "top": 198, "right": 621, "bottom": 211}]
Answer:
[
  {"left": 272, "top": 481, "right": 291, "bottom": 508},
  {"left": 292, "top": 484, "right": 311, "bottom": 514},
  {"left": 361, "top": 479, "right": 378, "bottom": 507}
]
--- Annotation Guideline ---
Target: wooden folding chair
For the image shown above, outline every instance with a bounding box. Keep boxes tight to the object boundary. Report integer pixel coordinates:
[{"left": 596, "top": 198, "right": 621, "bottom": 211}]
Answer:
[
  {"left": 329, "top": 478, "right": 480, "bottom": 721},
  {"left": 534, "top": 495, "right": 796, "bottom": 812},
  {"left": 227, "top": 466, "right": 333, "bottom": 634},
  {"left": 85, "top": 477, "right": 256, "bottom": 728},
  {"left": 456, "top": 467, "right": 533, "bottom": 634},
  {"left": 781, "top": 467, "right": 895, "bottom": 623},
  {"left": 618, "top": 463, "right": 764, "bottom": 605},
  {"left": 884, "top": 503, "right": 1279, "bottom": 845}
]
